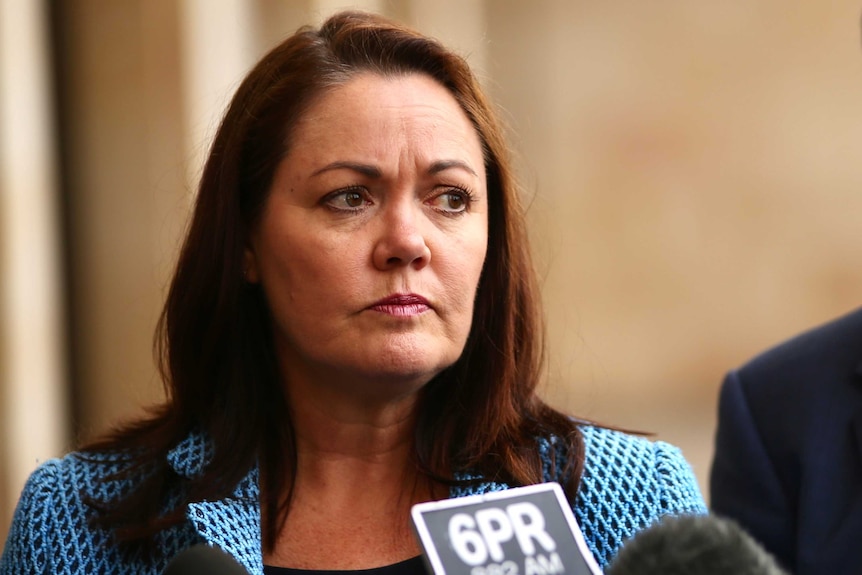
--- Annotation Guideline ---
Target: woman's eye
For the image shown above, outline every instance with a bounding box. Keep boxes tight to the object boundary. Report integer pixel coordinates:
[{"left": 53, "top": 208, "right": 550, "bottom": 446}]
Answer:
[
  {"left": 431, "top": 189, "right": 471, "bottom": 214},
  {"left": 325, "top": 187, "right": 369, "bottom": 211},
  {"left": 342, "top": 191, "right": 364, "bottom": 208}
]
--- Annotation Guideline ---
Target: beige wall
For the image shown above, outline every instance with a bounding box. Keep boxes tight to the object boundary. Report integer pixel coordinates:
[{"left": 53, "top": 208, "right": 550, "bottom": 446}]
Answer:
[
  {"left": 3, "top": 0, "right": 862, "bottom": 540},
  {"left": 0, "top": 0, "right": 67, "bottom": 540},
  {"left": 489, "top": 0, "right": 862, "bottom": 485}
]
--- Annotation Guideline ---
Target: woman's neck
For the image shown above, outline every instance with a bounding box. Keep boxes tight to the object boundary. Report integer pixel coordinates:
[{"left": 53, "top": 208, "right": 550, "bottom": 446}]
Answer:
[
  {"left": 263, "top": 401, "right": 441, "bottom": 570},
  {"left": 290, "top": 379, "right": 418, "bottom": 453},
  {"left": 291, "top": 407, "right": 419, "bottom": 499},
  {"left": 262, "top": 378, "right": 448, "bottom": 568}
]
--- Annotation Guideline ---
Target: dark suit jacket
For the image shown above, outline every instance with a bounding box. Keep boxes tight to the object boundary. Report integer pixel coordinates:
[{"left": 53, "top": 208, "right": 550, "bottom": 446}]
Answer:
[{"left": 710, "top": 307, "right": 862, "bottom": 575}]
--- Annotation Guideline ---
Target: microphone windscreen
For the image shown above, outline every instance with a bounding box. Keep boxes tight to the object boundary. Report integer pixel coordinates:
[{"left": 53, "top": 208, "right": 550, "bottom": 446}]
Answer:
[
  {"left": 163, "top": 544, "right": 250, "bottom": 575},
  {"left": 605, "top": 514, "right": 788, "bottom": 575}
]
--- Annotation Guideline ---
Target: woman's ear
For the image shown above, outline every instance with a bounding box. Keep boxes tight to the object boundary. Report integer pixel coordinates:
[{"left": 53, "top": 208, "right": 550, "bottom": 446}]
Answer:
[{"left": 243, "top": 247, "right": 260, "bottom": 283}]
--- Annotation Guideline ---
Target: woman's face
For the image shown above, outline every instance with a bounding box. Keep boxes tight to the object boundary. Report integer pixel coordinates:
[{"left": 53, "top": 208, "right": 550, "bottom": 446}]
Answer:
[{"left": 245, "top": 72, "right": 488, "bottom": 399}]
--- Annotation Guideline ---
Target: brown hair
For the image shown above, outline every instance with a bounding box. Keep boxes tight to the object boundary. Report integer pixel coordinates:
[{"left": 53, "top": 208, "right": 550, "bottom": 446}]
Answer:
[{"left": 84, "top": 10, "right": 585, "bottom": 552}]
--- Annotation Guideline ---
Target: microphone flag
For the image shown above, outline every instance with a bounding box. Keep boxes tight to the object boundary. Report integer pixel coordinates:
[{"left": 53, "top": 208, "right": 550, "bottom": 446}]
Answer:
[{"left": 411, "top": 482, "right": 603, "bottom": 575}]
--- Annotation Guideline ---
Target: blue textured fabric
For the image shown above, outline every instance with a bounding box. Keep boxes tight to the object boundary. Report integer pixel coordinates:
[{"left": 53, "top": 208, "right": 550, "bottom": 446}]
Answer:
[{"left": 1, "top": 425, "right": 706, "bottom": 574}]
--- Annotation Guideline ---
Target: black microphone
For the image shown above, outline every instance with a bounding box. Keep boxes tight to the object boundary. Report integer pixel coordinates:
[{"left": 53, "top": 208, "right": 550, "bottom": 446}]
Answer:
[
  {"left": 605, "top": 514, "right": 788, "bottom": 575},
  {"left": 162, "top": 544, "right": 250, "bottom": 575}
]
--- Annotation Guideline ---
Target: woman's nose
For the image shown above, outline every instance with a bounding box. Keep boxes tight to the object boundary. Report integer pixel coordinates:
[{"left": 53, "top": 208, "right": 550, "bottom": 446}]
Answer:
[{"left": 371, "top": 203, "right": 431, "bottom": 271}]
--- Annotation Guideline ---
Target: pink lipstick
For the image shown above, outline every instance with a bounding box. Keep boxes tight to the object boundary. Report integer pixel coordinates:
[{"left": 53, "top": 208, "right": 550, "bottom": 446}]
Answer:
[{"left": 369, "top": 294, "right": 431, "bottom": 316}]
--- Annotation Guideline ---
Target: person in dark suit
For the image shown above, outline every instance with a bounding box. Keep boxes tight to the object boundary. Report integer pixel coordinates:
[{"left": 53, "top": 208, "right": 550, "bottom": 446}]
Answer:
[{"left": 710, "top": 306, "right": 862, "bottom": 575}]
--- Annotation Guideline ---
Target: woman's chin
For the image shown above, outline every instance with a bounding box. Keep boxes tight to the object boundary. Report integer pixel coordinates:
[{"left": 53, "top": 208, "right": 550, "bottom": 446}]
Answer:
[{"left": 334, "top": 332, "right": 461, "bottom": 379}]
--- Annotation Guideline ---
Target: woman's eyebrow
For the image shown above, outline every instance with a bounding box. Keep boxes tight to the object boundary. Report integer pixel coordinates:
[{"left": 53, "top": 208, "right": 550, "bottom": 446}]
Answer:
[
  {"left": 428, "top": 159, "right": 478, "bottom": 177},
  {"left": 311, "top": 159, "right": 477, "bottom": 178},
  {"left": 311, "top": 161, "right": 382, "bottom": 178}
]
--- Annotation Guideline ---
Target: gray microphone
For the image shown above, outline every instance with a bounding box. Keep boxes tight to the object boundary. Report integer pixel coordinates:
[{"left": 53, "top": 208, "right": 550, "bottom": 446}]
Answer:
[
  {"left": 162, "top": 544, "right": 249, "bottom": 575},
  {"left": 605, "top": 514, "right": 788, "bottom": 575}
]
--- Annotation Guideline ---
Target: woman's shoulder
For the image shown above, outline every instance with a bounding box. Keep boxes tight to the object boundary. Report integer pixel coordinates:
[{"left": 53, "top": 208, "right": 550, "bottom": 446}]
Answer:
[
  {"left": 0, "top": 449, "right": 148, "bottom": 574},
  {"left": 539, "top": 424, "right": 704, "bottom": 500},
  {"left": 7, "top": 448, "right": 142, "bottom": 514},
  {"left": 1, "top": 445, "right": 206, "bottom": 575},
  {"left": 569, "top": 424, "right": 706, "bottom": 568},
  {"left": 576, "top": 424, "right": 705, "bottom": 509},
  {"left": 579, "top": 425, "right": 701, "bottom": 485},
  {"left": 9, "top": 448, "right": 135, "bottom": 509}
]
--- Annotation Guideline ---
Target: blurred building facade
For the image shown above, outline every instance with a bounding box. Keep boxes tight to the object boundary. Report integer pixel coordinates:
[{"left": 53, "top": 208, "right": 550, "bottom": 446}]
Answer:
[{"left": 3, "top": 0, "right": 862, "bottom": 541}]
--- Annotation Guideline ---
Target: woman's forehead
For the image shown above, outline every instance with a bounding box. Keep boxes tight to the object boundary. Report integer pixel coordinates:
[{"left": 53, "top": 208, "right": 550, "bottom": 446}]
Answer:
[{"left": 284, "top": 73, "right": 485, "bottom": 175}]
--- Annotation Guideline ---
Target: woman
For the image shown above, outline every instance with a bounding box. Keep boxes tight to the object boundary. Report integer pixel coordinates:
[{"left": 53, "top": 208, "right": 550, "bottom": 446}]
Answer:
[{"left": 1, "top": 11, "right": 706, "bottom": 575}]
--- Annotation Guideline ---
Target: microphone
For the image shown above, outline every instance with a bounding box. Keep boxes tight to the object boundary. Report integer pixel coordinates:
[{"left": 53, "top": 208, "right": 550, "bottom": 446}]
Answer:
[
  {"left": 605, "top": 514, "right": 788, "bottom": 575},
  {"left": 162, "top": 544, "right": 250, "bottom": 575},
  {"left": 411, "top": 482, "right": 602, "bottom": 575}
]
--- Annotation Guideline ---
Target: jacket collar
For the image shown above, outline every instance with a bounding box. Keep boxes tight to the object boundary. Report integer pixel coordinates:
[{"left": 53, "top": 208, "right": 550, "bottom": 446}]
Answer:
[
  {"left": 164, "top": 429, "right": 513, "bottom": 496},
  {"left": 166, "top": 430, "right": 212, "bottom": 479},
  {"left": 167, "top": 431, "right": 263, "bottom": 574}
]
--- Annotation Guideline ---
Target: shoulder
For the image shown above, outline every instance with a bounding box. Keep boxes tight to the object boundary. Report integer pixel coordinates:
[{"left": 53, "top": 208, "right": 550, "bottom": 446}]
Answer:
[
  {"left": 572, "top": 425, "right": 706, "bottom": 568},
  {"left": 1, "top": 456, "right": 85, "bottom": 573},
  {"left": 4, "top": 450, "right": 132, "bottom": 527},
  {"left": 719, "top": 307, "right": 862, "bottom": 435},
  {"left": 734, "top": 307, "right": 862, "bottom": 390},
  {"left": 3, "top": 458, "right": 67, "bottom": 550},
  {"left": 1, "top": 450, "right": 154, "bottom": 575},
  {"left": 577, "top": 426, "right": 705, "bottom": 511}
]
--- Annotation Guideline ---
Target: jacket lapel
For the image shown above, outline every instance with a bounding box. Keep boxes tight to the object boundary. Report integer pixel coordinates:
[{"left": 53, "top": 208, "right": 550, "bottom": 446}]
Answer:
[
  {"left": 186, "top": 492, "right": 263, "bottom": 575},
  {"left": 167, "top": 432, "right": 265, "bottom": 575}
]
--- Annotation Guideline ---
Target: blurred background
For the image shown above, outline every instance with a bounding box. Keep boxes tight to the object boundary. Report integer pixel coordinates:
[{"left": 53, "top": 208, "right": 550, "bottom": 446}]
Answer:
[{"left": 2, "top": 0, "right": 862, "bottom": 542}]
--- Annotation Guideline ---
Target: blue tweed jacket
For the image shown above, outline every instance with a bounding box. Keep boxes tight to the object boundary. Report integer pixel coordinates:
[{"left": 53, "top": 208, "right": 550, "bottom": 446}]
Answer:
[{"left": 1, "top": 425, "right": 705, "bottom": 574}]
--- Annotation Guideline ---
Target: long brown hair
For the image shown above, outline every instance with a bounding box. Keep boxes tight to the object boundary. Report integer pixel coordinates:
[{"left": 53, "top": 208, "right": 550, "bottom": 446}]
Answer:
[{"left": 84, "top": 10, "right": 586, "bottom": 551}]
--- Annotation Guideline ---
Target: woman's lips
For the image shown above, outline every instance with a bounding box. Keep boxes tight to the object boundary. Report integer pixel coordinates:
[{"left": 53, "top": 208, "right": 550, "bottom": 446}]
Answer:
[{"left": 369, "top": 294, "right": 431, "bottom": 316}]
